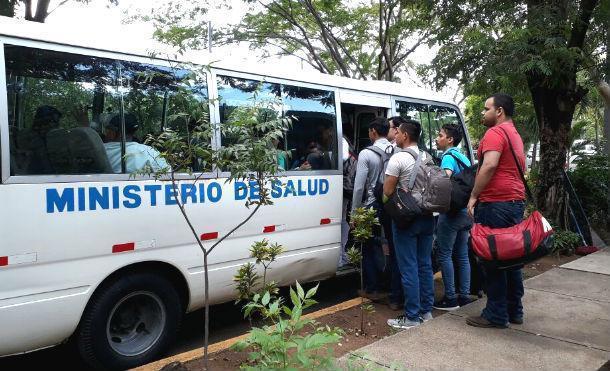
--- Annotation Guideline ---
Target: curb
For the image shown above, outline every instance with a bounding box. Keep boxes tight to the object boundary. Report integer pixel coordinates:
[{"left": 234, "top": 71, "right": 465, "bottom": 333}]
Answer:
[{"left": 132, "top": 297, "right": 369, "bottom": 371}]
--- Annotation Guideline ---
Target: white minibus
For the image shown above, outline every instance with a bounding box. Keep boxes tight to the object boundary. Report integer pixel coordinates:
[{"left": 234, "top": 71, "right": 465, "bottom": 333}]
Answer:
[{"left": 0, "top": 17, "right": 473, "bottom": 369}]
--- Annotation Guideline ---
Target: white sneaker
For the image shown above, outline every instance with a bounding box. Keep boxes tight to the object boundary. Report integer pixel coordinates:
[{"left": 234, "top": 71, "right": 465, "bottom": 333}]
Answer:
[
  {"left": 387, "top": 315, "right": 421, "bottom": 329},
  {"left": 420, "top": 312, "right": 433, "bottom": 322}
]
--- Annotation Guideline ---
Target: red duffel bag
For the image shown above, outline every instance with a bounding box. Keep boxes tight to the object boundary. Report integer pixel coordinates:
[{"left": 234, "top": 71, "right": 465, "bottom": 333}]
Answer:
[{"left": 471, "top": 211, "right": 554, "bottom": 269}]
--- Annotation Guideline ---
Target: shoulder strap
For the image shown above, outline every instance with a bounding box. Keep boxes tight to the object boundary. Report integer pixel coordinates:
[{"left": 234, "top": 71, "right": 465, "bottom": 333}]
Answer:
[
  {"left": 405, "top": 149, "right": 422, "bottom": 190},
  {"left": 365, "top": 145, "right": 388, "bottom": 184},
  {"left": 365, "top": 145, "right": 385, "bottom": 158},
  {"left": 443, "top": 150, "right": 468, "bottom": 170},
  {"left": 403, "top": 147, "right": 419, "bottom": 159},
  {"left": 497, "top": 126, "right": 533, "bottom": 201}
]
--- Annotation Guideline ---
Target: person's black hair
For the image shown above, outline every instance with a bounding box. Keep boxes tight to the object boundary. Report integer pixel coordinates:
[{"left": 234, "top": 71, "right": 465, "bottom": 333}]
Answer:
[
  {"left": 490, "top": 93, "right": 515, "bottom": 117},
  {"left": 368, "top": 117, "right": 389, "bottom": 137},
  {"left": 109, "top": 113, "right": 139, "bottom": 134},
  {"left": 388, "top": 116, "right": 407, "bottom": 127},
  {"left": 34, "top": 105, "right": 62, "bottom": 123},
  {"left": 441, "top": 123, "right": 463, "bottom": 146},
  {"left": 398, "top": 119, "right": 421, "bottom": 142}
]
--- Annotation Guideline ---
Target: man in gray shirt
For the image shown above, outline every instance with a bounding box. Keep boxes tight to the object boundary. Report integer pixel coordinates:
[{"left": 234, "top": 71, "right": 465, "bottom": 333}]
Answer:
[{"left": 351, "top": 117, "right": 394, "bottom": 301}]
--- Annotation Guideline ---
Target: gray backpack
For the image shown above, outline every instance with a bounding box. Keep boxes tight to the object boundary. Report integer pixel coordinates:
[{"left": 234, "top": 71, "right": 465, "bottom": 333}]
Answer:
[{"left": 403, "top": 148, "right": 452, "bottom": 213}]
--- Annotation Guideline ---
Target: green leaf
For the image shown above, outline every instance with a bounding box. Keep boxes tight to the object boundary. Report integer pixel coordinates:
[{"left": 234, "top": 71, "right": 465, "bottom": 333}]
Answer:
[
  {"left": 291, "top": 305, "right": 302, "bottom": 321},
  {"left": 290, "top": 287, "right": 299, "bottom": 307},
  {"left": 261, "top": 291, "right": 271, "bottom": 306},
  {"left": 305, "top": 283, "right": 319, "bottom": 299},
  {"left": 296, "top": 281, "right": 305, "bottom": 299}
]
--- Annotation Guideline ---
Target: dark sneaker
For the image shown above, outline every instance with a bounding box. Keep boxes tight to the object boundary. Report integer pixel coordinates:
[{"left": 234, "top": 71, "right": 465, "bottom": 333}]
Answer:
[
  {"left": 387, "top": 315, "right": 421, "bottom": 329},
  {"left": 357, "top": 289, "right": 385, "bottom": 302},
  {"left": 458, "top": 296, "right": 477, "bottom": 307},
  {"left": 433, "top": 297, "right": 459, "bottom": 311},
  {"left": 466, "top": 316, "right": 508, "bottom": 329},
  {"left": 509, "top": 317, "right": 524, "bottom": 325}
]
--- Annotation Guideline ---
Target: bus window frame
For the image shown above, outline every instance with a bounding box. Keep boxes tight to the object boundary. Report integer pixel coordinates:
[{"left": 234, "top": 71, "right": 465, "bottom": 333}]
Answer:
[
  {"left": 390, "top": 96, "right": 474, "bottom": 163},
  {"left": 0, "top": 37, "right": 218, "bottom": 184},
  {"left": 211, "top": 68, "right": 343, "bottom": 178},
  {"left": 0, "top": 41, "right": 9, "bottom": 184}
]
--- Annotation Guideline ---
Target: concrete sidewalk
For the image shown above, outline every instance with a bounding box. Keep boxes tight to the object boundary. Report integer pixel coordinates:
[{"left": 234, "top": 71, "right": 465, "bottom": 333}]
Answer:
[{"left": 341, "top": 249, "right": 610, "bottom": 370}]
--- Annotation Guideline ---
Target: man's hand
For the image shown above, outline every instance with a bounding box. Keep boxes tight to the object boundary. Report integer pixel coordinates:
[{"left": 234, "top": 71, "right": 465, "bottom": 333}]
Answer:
[
  {"left": 467, "top": 196, "right": 477, "bottom": 219},
  {"left": 381, "top": 243, "right": 390, "bottom": 256}
]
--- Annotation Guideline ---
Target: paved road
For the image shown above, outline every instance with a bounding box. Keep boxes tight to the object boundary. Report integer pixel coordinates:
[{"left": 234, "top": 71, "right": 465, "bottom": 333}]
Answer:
[{"left": 0, "top": 272, "right": 361, "bottom": 370}]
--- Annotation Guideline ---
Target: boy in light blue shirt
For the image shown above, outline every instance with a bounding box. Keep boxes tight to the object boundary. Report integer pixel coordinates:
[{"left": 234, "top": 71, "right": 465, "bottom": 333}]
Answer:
[{"left": 433, "top": 124, "right": 474, "bottom": 310}]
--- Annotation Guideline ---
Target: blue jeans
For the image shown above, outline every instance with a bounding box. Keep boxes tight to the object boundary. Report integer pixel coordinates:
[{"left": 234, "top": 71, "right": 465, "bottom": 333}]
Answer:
[
  {"left": 436, "top": 210, "right": 472, "bottom": 300},
  {"left": 392, "top": 216, "right": 435, "bottom": 321},
  {"left": 378, "top": 204, "right": 403, "bottom": 304},
  {"left": 362, "top": 203, "right": 383, "bottom": 292},
  {"left": 474, "top": 201, "right": 525, "bottom": 325}
]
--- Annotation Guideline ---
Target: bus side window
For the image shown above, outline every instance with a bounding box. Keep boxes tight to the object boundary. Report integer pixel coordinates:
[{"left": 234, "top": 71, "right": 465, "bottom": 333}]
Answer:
[
  {"left": 282, "top": 84, "right": 337, "bottom": 171},
  {"left": 118, "top": 61, "right": 209, "bottom": 173},
  {"left": 217, "top": 76, "right": 338, "bottom": 172},
  {"left": 4, "top": 44, "right": 118, "bottom": 175}
]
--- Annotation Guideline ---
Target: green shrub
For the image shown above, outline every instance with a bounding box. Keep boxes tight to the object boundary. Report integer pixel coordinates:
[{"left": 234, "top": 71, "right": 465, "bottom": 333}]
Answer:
[
  {"left": 232, "top": 282, "right": 343, "bottom": 370},
  {"left": 569, "top": 154, "right": 610, "bottom": 227},
  {"left": 551, "top": 229, "right": 581, "bottom": 256}
]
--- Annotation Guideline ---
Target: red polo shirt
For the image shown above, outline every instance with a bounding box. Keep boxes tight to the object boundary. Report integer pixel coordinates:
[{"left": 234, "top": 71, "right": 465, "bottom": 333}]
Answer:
[{"left": 477, "top": 121, "right": 526, "bottom": 202}]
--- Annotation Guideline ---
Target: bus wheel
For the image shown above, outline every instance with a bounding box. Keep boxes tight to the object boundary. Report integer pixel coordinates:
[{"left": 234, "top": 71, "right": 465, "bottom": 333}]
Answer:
[{"left": 77, "top": 272, "right": 183, "bottom": 370}]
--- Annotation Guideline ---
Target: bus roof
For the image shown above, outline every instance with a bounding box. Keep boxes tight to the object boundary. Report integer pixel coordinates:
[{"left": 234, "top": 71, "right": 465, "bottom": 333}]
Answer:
[{"left": 0, "top": 16, "right": 455, "bottom": 106}]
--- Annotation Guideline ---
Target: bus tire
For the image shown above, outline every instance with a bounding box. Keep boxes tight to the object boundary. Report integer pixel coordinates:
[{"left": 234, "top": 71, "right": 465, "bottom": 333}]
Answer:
[{"left": 76, "top": 272, "right": 183, "bottom": 370}]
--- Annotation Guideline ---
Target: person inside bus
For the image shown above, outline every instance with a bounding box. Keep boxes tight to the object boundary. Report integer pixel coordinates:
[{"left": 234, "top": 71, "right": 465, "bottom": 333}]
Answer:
[
  {"left": 304, "top": 122, "right": 334, "bottom": 170},
  {"left": 272, "top": 137, "right": 289, "bottom": 171},
  {"left": 103, "top": 113, "right": 169, "bottom": 174},
  {"left": 17, "top": 105, "right": 63, "bottom": 174}
]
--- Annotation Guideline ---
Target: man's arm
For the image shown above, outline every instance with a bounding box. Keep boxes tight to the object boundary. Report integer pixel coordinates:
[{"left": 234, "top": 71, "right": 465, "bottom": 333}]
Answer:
[
  {"left": 383, "top": 175, "right": 399, "bottom": 198},
  {"left": 467, "top": 150, "right": 501, "bottom": 217},
  {"left": 351, "top": 151, "right": 370, "bottom": 213}
]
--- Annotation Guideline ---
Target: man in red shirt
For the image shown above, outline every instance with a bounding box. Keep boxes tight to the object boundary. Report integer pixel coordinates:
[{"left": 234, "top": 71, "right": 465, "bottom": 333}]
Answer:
[{"left": 466, "top": 93, "right": 526, "bottom": 329}]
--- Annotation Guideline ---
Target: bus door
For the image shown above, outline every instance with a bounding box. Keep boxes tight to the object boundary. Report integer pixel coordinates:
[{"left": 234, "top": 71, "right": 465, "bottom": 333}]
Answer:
[{"left": 338, "top": 90, "right": 391, "bottom": 154}]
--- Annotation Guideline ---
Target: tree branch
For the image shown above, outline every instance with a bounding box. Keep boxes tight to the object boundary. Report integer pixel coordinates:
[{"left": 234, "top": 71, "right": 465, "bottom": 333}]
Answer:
[
  {"left": 46, "top": 0, "right": 71, "bottom": 17},
  {"left": 568, "top": 0, "right": 599, "bottom": 49},
  {"left": 206, "top": 198, "right": 262, "bottom": 256},
  {"left": 301, "top": 0, "right": 353, "bottom": 77},
  {"left": 257, "top": 0, "right": 334, "bottom": 74}
]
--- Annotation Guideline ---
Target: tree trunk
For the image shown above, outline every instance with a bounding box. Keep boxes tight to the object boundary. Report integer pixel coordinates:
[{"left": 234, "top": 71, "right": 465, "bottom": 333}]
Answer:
[
  {"left": 0, "top": 0, "right": 16, "bottom": 17},
  {"left": 528, "top": 83, "right": 582, "bottom": 228},
  {"left": 600, "top": 9, "right": 610, "bottom": 155},
  {"left": 32, "top": 0, "right": 50, "bottom": 22}
]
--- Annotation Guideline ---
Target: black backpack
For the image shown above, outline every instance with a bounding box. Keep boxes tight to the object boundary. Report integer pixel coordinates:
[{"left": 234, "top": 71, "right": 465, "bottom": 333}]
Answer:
[
  {"left": 444, "top": 151, "right": 478, "bottom": 212},
  {"left": 366, "top": 144, "right": 396, "bottom": 203}
]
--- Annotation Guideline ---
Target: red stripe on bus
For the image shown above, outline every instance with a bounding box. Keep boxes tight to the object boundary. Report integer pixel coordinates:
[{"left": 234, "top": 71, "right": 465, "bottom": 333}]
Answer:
[
  {"left": 200, "top": 232, "right": 219, "bottom": 241},
  {"left": 320, "top": 218, "right": 331, "bottom": 225},
  {"left": 0, "top": 256, "right": 7, "bottom": 266},
  {"left": 112, "top": 242, "right": 135, "bottom": 253},
  {"left": 263, "top": 225, "right": 276, "bottom": 233}
]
